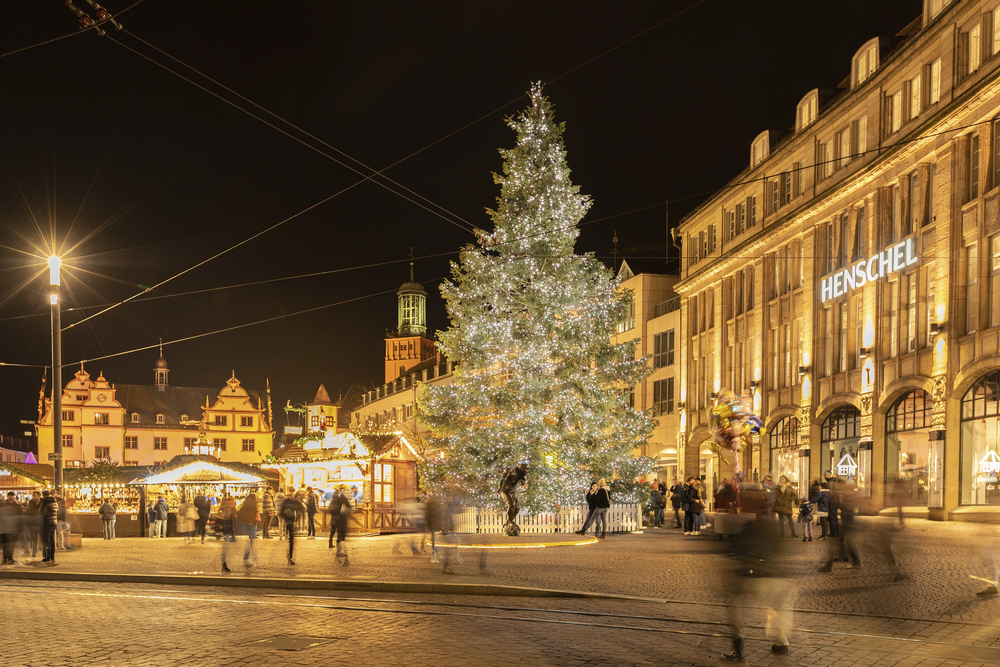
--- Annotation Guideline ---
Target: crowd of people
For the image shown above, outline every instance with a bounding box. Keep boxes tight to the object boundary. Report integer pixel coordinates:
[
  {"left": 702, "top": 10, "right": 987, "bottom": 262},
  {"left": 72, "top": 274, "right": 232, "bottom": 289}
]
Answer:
[{"left": 0, "top": 489, "right": 73, "bottom": 566}]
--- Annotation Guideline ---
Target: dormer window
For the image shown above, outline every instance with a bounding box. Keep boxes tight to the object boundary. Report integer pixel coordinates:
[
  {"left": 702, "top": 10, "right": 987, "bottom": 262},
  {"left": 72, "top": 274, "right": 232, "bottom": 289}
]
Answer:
[
  {"left": 751, "top": 135, "right": 767, "bottom": 167},
  {"left": 852, "top": 40, "right": 879, "bottom": 87},
  {"left": 926, "top": 0, "right": 952, "bottom": 21},
  {"left": 180, "top": 414, "right": 188, "bottom": 422},
  {"left": 131, "top": 413, "right": 139, "bottom": 423},
  {"left": 796, "top": 91, "right": 818, "bottom": 131},
  {"left": 156, "top": 414, "right": 165, "bottom": 424}
]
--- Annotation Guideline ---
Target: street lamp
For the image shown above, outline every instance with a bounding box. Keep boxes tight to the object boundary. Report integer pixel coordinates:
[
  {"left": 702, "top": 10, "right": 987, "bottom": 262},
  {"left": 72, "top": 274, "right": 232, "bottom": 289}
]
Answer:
[{"left": 49, "top": 256, "right": 63, "bottom": 495}]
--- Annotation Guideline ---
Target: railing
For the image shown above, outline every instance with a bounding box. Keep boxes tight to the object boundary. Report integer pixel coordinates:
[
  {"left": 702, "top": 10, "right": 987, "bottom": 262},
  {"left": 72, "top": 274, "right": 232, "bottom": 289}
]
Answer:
[
  {"left": 654, "top": 296, "right": 680, "bottom": 319},
  {"left": 454, "top": 503, "right": 641, "bottom": 534}
]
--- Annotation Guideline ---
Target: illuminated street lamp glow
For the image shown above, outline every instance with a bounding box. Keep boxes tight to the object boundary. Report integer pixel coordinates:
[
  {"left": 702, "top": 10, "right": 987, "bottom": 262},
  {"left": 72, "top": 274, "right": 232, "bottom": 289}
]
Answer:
[{"left": 48, "top": 256, "right": 61, "bottom": 286}]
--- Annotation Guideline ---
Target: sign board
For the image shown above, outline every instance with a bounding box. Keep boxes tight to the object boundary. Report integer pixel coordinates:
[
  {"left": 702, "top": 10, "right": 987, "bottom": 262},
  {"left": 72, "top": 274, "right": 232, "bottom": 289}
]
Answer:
[
  {"left": 47, "top": 453, "right": 62, "bottom": 461},
  {"left": 284, "top": 426, "right": 303, "bottom": 435},
  {"left": 837, "top": 452, "right": 857, "bottom": 478},
  {"left": 821, "top": 238, "right": 918, "bottom": 303},
  {"left": 978, "top": 450, "right": 1000, "bottom": 475}
]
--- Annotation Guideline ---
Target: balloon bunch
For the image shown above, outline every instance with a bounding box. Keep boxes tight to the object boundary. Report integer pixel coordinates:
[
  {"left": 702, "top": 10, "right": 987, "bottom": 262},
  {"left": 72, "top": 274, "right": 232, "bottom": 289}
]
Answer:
[{"left": 707, "top": 389, "right": 765, "bottom": 477}]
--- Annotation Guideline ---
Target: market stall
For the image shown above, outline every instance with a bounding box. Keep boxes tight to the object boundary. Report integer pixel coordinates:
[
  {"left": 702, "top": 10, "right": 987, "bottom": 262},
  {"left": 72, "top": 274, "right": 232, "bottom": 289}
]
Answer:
[
  {"left": 128, "top": 455, "right": 277, "bottom": 537},
  {"left": 0, "top": 462, "right": 53, "bottom": 500},
  {"left": 264, "top": 431, "right": 418, "bottom": 533},
  {"left": 63, "top": 466, "right": 149, "bottom": 537}
]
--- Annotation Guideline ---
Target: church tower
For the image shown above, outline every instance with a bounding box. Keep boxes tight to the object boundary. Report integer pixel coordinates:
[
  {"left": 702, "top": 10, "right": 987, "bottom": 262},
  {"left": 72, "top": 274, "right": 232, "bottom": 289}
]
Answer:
[
  {"left": 154, "top": 339, "right": 169, "bottom": 391},
  {"left": 385, "top": 258, "right": 436, "bottom": 383}
]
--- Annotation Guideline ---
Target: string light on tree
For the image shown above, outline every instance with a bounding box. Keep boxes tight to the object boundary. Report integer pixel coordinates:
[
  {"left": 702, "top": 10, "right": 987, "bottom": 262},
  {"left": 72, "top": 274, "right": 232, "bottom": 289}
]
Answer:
[{"left": 419, "top": 84, "right": 655, "bottom": 513}]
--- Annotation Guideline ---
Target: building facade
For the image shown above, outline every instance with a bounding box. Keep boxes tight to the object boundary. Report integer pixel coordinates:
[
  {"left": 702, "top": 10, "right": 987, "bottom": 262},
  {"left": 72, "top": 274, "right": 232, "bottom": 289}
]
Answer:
[
  {"left": 613, "top": 261, "right": 683, "bottom": 484},
  {"left": 36, "top": 353, "right": 274, "bottom": 467},
  {"left": 384, "top": 264, "right": 437, "bottom": 383},
  {"left": 677, "top": 0, "right": 1000, "bottom": 519}
]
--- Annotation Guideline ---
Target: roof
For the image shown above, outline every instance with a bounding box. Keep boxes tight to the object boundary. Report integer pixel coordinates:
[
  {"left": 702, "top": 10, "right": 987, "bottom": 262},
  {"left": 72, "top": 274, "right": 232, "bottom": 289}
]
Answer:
[
  {"left": 128, "top": 455, "right": 278, "bottom": 485},
  {"left": 115, "top": 384, "right": 263, "bottom": 426},
  {"left": 309, "top": 384, "right": 335, "bottom": 407},
  {"left": 0, "top": 462, "right": 54, "bottom": 483}
]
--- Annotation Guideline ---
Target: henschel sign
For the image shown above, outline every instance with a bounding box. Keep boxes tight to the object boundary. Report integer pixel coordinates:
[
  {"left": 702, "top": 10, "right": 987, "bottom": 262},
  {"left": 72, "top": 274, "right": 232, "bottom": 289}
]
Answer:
[{"left": 821, "top": 238, "right": 918, "bottom": 302}]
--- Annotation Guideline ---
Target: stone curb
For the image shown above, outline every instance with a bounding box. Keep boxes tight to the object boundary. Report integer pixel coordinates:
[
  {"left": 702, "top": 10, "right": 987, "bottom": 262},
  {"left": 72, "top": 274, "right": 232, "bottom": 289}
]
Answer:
[{"left": 0, "top": 569, "right": 639, "bottom": 600}]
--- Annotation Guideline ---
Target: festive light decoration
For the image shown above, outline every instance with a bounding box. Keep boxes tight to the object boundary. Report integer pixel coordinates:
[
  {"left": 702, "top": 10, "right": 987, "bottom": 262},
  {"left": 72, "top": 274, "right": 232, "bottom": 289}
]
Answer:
[{"left": 419, "top": 84, "right": 655, "bottom": 513}]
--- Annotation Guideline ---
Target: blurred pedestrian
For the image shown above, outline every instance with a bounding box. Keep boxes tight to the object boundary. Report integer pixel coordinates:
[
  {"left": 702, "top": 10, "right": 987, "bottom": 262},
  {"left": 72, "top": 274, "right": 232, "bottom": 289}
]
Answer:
[
  {"left": 177, "top": 498, "right": 197, "bottom": 543},
  {"left": 194, "top": 493, "right": 210, "bottom": 543},
  {"left": 439, "top": 490, "right": 468, "bottom": 575},
  {"left": 39, "top": 489, "right": 58, "bottom": 565},
  {"left": 154, "top": 496, "right": 169, "bottom": 538},
  {"left": 218, "top": 494, "right": 237, "bottom": 573},
  {"left": 774, "top": 476, "right": 798, "bottom": 538},
  {"left": 574, "top": 482, "right": 599, "bottom": 535},
  {"left": 294, "top": 485, "right": 307, "bottom": 533},
  {"left": 99, "top": 498, "right": 116, "bottom": 540},
  {"left": 281, "top": 492, "right": 304, "bottom": 566},
  {"left": 815, "top": 483, "right": 831, "bottom": 539},
  {"left": 397, "top": 496, "right": 427, "bottom": 554},
  {"left": 650, "top": 483, "right": 665, "bottom": 529},
  {"left": 761, "top": 474, "right": 776, "bottom": 516},
  {"left": 275, "top": 488, "right": 288, "bottom": 540},
  {"left": 261, "top": 487, "right": 276, "bottom": 539},
  {"left": 56, "top": 494, "right": 73, "bottom": 550},
  {"left": 236, "top": 492, "right": 259, "bottom": 567},
  {"left": 328, "top": 484, "right": 350, "bottom": 565},
  {"left": 25, "top": 490, "right": 41, "bottom": 558},
  {"left": 669, "top": 479, "right": 683, "bottom": 528},
  {"left": 1, "top": 492, "right": 21, "bottom": 564},
  {"left": 818, "top": 485, "right": 860, "bottom": 572},
  {"left": 722, "top": 515, "right": 794, "bottom": 660},
  {"left": 797, "top": 497, "right": 813, "bottom": 542},
  {"left": 305, "top": 486, "right": 318, "bottom": 539},
  {"left": 824, "top": 471, "right": 841, "bottom": 538},
  {"left": 592, "top": 478, "right": 611, "bottom": 539}
]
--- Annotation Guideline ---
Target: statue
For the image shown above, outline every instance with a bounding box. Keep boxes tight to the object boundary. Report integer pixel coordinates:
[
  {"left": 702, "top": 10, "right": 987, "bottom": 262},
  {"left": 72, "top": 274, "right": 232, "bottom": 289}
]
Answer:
[{"left": 498, "top": 462, "right": 529, "bottom": 536}]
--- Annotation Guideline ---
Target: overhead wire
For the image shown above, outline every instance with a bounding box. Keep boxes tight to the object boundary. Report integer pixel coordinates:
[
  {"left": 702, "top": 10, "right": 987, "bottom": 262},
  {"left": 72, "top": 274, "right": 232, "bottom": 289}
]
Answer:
[{"left": 0, "top": 0, "right": 147, "bottom": 61}]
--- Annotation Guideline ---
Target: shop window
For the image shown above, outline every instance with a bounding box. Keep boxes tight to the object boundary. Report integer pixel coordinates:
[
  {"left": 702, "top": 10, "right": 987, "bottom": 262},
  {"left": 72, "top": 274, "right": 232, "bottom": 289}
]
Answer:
[
  {"left": 769, "top": 417, "right": 805, "bottom": 495},
  {"left": 821, "top": 405, "right": 861, "bottom": 478},
  {"left": 886, "top": 390, "right": 938, "bottom": 508},
  {"left": 960, "top": 373, "right": 1000, "bottom": 504},
  {"left": 374, "top": 463, "right": 393, "bottom": 503}
]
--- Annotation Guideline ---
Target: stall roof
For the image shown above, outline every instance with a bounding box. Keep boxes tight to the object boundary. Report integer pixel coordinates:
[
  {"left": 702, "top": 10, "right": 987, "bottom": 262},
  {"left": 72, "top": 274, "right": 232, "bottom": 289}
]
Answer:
[
  {"left": 271, "top": 432, "right": 416, "bottom": 464},
  {"left": 0, "top": 461, "right": 54, "bottom": 484},
  {"left": 130, "top": 455, "right": 276, "bottom": 486}
]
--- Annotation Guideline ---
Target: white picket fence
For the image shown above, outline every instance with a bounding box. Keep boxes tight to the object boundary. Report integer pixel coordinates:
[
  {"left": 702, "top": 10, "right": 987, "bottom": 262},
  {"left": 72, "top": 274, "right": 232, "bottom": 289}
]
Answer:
[{"left": 454, "top": 503, "right": 641, "bottom": 535}]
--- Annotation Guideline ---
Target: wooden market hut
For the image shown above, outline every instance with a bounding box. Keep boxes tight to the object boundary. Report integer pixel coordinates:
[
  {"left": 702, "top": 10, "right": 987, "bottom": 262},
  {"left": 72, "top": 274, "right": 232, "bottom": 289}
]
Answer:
[
  {"left": 265, "top": 431, "right": 418, "bottom": 532},
  {"left": 0, "top": 462, "right": 54, "bottom": 496}
]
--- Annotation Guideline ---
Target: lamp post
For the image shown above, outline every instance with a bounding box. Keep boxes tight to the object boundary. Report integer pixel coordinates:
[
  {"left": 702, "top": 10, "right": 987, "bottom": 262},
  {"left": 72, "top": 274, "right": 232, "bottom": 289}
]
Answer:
[{"left": 49, "top": 256, "right": 63, "bottom": 495}]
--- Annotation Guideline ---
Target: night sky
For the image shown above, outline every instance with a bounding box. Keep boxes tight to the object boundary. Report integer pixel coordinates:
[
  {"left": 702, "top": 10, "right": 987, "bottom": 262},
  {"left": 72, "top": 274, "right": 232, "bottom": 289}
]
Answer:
[{"left": 0, "top": 1, "right": 920, "bottom": 437}]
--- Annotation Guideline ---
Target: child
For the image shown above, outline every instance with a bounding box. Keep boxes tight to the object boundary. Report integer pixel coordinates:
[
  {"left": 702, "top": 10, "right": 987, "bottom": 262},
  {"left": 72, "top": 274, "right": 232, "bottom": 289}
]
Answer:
[{"left": 798, "top": 498, "right": 814, "bottom": 542}]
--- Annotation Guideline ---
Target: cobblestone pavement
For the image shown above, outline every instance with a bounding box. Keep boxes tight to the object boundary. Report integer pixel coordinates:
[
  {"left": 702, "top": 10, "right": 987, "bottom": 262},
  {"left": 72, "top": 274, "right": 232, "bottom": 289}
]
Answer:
[{"left": 4, "top": 579, "right": 1000, "bottom": 666}]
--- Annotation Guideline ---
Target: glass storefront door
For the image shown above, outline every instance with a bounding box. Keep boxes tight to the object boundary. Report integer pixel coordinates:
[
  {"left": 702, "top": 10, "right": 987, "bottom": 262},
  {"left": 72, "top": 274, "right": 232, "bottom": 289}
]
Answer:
[
  {"left": 886, "top": 390, "right": 933, "bottom": 507},
  {"left": 821, "top": 405, "right": 860, "bottom": 484},
  {"left": 769, "top": 416, "right": 801, "bottom": 498},
  {"left": 961, "top": 372, "right": 1000, "bottom": 505}
]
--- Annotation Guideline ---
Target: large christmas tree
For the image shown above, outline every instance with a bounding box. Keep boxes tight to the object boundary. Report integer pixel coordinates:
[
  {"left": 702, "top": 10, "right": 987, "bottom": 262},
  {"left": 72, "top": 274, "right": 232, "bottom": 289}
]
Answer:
[{"left": 418, "top": 84, "right": 655, "bottom": 513}]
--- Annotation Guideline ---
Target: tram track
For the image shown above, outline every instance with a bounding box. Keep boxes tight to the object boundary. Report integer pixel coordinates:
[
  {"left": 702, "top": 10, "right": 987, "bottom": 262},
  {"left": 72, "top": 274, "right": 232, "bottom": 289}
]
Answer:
[{"left": 4, "top": 580, "right": 998, "bottom": 658}]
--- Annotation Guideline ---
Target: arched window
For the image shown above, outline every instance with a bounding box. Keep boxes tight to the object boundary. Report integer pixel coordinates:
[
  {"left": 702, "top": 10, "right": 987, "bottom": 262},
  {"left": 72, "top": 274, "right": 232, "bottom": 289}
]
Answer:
[
  {"left": 820, "top": 405, "right": 861, "bottom": 479},
  {"left": 961, "top": 371, "right": 1000, "bottom": 505},
  {"left": 769, "top": 417, "right": 802, "bottom": 491},
  {"left": 886, "top": 390, "right": 936, "bottom": 507}
]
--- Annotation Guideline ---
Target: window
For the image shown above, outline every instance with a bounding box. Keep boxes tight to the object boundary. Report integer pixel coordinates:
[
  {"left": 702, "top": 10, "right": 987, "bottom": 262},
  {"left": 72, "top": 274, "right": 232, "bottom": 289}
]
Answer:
[
  {"left": 798, "top": 94, "right": 817, "bottom": 130},
  {"left": 970, "top": 134, "right": 981, "bottom": 201},
  {"left": 769, "top": 417, "right": 802, "bottom": 486},
  {"left": 792, "top": 162, "right": 802, "bottom": 197},
  {"left": 782, "top": 172, "right": 791, "bottom": 204},
  {"left": 709, "top": 224, "right": 717, "bottom": 252},
  {"left": 241, "top": 439, "right": 255, "bottom": 452},
  {"left": 929, "top": 58, "right": 941, "bottom": 104},
  {"left": 61, "top": 410, "right": 74, "bottom": 422},
  {"left": 739, "top": 203, "right": 746, "bottom": 234},
  {"left": 889, "top": 91, "right": 902, "bottom": 134},
  {"left": 783, "top": 324, "right": 793, "bottom": 387},
  {"left": 95, "top": 446, "right": 110, "bottom": 459},
  {"left": 837, "top": 128, "right": 850, "bottom": 168},
  {"left": 821, "top": 141, "right": 832, "bottom": 179},
  {"left": 155, "top": 414, "right": 164, "bottom": 425},
  {"left": 840, "top": 212, "right": 851, "bottom": 268},
  {"left": 851, "top": 116, "right": 867, "bottom": 159},
  {"left": 654, "top": 330, "right": 675, "bottom": 368},
  {"left": 94, "top": 413, "right": 109, "bottom": 425},
  {"left": 184, "top": 437, "right": 195, "bottom": 449},
  {"left": 653, "top": 378, "right": 674, "bottom": 415},
  {"left": 970, "top": 24, "right": 982, "bottom": 73},
  {"left": 771, "top": 178, "right": 780, "bottom": 213},
  {"left": 374, "top": 463, "right": 393, "bottom": 503},
  {"left": 928, "top": 0, "right": 950, "bottom": 19},
  {"left": 991, "top": 236, "right": 1000, "bottom": 327},
  {"left": 909, "top": 74, "right": 921, "bottom": 120},
  {"left": 969, "top": 243, "right": 980, "bottom": 333},
  {"left": 746, "top": 267, "right": 755, "bottom": 311},
  {"left": 616, "top": 296, "right": 635, "bottom": 334},
  {"left": 153, "top": 437, "right": 167, "bottom": 450},
  {"left": 728, "top": 210, "right": 736, "bottom": 241},
  {"left": 905, "top": 172, "right": 919, "bottom": 236},
  {"left": 62, "top": 434, "right": 73, "bottom": 448},
  {"left": 927, "top": 291, "right": 936, "bottom": 348},
  {"left": 852, "top": 207, "right": 866, "bottom": 261},
  {"left": 839, "top": 302, "right": 849, "bottom": 373},
  {"left": 749, "top": 195, "right": 757, "bottom": 226},
  {"left": 752, "top": 137, "right": 766, "bottom": 166},
  {"left": 75, "top": 394, "right": 86, "bottom": 401},
  {"left": 771, "top": 328, "right": 778, "bottom": 387},
  {"left": 131, "top": 413, "right": 139, "bottom": 424},
  {"left": 625, "top": 386, "right": 634, "bottom": 409},
  {"left": 822, "top": 309, "right": 832, "bottom": 376},
  {"left": 891, "top": 185, "right": 901, "bottom": 244},
  {"left": 215, "top": 415, "right": 228, "bottom": 427},
  {"left": 856, "top": 300, "right": 865, "bottom": 366},
  {"left": 214, "top": 438, "right": 227, "bottom": 451},
  {"left": 854, "top": 43, "right": 877, "bottom": 86},
  {"left": 124, "top": 436, "right": 138, "bottom": 449},
  {"left": 180, "top": 414, "right": 188, "bottom": 422},
  {"left": 906, "top": 273, "right": 918, "bottom": 353},
  {"left": 993, "top": 120, "right": 1000, "bottom": 190},
  {"left": 889, "top": 280, "right": 900, "bottom": 357},
  {"left": 241, "top": 416, "right": 253, "bottom": 427}
]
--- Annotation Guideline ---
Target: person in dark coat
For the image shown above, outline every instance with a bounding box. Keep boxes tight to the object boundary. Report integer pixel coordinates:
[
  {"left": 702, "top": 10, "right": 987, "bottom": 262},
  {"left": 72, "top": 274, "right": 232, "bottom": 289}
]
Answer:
[
  {"left": 649, "top": 484, "right": 666, "bottom": 528},
  {"left": 39, "top": 490, "right": 58, "bottom": 564},
  {"left": 280, "top": 491, "right": 305, "bottom": 566},
  {"left": 574, "top": 482, "right": 599, "bottom": 535},
  {"left": 305, "top": 486, "right": 318, "bottom": 539},
  {"left": 194, "top": 494, "right": 211, "bottom": 543},
  {"left": 681, "top": 477, "right": 696, "bottom": 534},
  {"left": 327, "top": 484, "right": 350, "bottom": 564},
  {"left": 99, "top": 499, "right": 116, "bottom": 540},
  {"left": 773, "top": 476, "right": 798, "bottom": 538},
  {"left": 823, "top": 470, "right": 841, "bottom": 537},
  {"left": 668, "top": 479, "right": 684, "bottom": 528}
]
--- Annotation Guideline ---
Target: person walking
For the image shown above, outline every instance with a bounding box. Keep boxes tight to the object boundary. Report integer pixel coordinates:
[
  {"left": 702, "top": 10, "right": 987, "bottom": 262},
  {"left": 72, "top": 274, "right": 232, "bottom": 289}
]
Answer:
[
  {"left": 56, "top": 495, "right": 74, "bottom": 550},
  {"left": 176, "top": 498, "right": 196, "bottom": 543},
  {"left": 218, "top": 494, "right": 238, "bottom": 573},
  {"left": 261, "top": 487, "right": 276, "bottom": 539},
  {"left": 236, "top": 492, "right": 259, "bottom": 567},
  {"left": 293, "top": 485, "right": 307, "bottom": 534},
  {"left": 25, "top": 490, "right": 41, "bottom": 558},
  {"left": 327, "top": 484, "right": 350, "bottom": 565},
  {"left": 280, "top": 492, "right": 304, "bottom": 566},
  {"left": 798, "top": 497, "right": 814, "bottom": 542},
  {"left": 669, "top": 479, "right": 683, "bottom": 528},
  {"left": 305, "top": 486, "right": 318, "bottom": 539},
  {"left": 818, "top": 484, "right": 860, "bottom": 572},
  {"left": 154, "top": 496, "right": 169, "bottom": 538},
  {"left": 99, "top": 498, "right": 116, "bottom": 540},
  {"left": 574, "top": 482, "right": 599, "bottom": 536},
  {"left": 0, "top": 492, "right": 20, "bottom": 564},
  {"left": 274, "top": 488, "right": 288, "bottom": 540},
  {"left": 592, "top": 478, "right": 611, "bottom": 539},
  {"left": 824, "top": 471, "right": 841, "bottom": 538},
  {"left": 773, "top": 476, "right": 798, "bottom": 538},
  {"left": 39, "top": 489, "right": 58, "bottom": 565}
]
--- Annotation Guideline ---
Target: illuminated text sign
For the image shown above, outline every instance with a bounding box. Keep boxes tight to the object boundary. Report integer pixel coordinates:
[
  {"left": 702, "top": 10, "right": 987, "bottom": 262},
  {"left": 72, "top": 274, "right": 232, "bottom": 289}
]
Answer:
[{"left": 821, "top": 238, "right": 917, "bottom": 303}]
